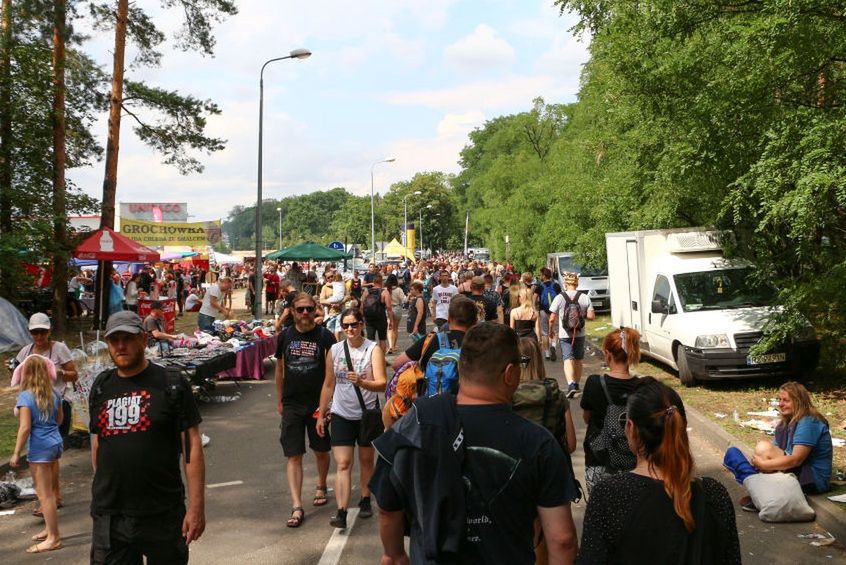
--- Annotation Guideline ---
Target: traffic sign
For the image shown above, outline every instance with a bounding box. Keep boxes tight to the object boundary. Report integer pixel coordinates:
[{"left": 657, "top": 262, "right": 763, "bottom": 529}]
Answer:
[{"left": 327, "top": 241, "right": 344, "bottom": 251}]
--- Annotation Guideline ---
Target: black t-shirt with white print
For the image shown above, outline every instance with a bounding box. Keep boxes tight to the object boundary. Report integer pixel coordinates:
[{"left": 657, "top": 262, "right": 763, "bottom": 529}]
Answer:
[
  {"left": 275, "top": 325, "right": 337, "bottom": 407},
  {"left": 89, "top": 362, "right": 201, "bottom": 516}
]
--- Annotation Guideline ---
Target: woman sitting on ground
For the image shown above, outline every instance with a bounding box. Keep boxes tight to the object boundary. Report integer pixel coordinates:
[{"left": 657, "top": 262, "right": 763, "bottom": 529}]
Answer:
[
  {"left": 749, "top": 381, "right": 832, "bottom": 494},
  {"left": 580, "top": 377, "right": 741, "bottom": 564}
]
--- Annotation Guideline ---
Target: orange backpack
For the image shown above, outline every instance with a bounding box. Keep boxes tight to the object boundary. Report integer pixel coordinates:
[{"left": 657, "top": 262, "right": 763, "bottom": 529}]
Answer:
[{"left": 385, "top": 333, "right": 437, "bottom": 421}]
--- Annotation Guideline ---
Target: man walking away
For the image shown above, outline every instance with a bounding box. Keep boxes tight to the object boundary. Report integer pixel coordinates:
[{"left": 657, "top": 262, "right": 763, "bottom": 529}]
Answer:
[
  {"left": 535, "top": 267, "right": 561, "bottom": 361},
  {"left": 372, "top": 322, "right": 578, "bottom": 564},
  {"left": 549, "top": 272, "right": 595, "bottom": 398},
  {"left": 275, "top": 293, "right": 336, "bottom": 528},
  {"left": 89, "top": 311, "right": 205, "bottom": 564}
]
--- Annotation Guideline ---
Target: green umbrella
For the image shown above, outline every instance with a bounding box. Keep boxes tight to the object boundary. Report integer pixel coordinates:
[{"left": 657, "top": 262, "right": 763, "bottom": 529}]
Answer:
[{"left": 266, "top": 241, "right": 352, "bottom": 261}]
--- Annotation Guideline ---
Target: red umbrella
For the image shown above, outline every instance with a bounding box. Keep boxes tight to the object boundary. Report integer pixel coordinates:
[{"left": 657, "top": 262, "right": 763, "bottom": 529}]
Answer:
[{"left": 73, "top": 227, "right": 160, "bottom": 262}]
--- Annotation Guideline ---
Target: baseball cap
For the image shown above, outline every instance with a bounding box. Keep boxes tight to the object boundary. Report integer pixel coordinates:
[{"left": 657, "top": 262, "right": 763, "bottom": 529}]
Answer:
[
  {"left": 104, "top": 310, "right": 144, "bottom": 337},
  {"left": 28, "top": 312, "right": 51, "bottom": 331}
]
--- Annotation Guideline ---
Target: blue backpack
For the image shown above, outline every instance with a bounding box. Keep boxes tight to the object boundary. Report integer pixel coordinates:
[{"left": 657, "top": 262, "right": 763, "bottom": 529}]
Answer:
[
  {"left": 423, "top": 331, "right": 461, "bottom": 396},
  {"left": 539, "top": 280, "right": 557, "bottom": 312}
]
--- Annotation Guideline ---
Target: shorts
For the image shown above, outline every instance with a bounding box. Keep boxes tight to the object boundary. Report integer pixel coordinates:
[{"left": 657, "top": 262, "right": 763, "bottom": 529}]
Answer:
[
  {"left": 91, "top": 507, "right": 187, "bottom": 565},
  {"left": 392, "top": 306, "right": 403, "bottom": 325},
  {"left": 330, "top": 414, "right": 372, "bottom": 447},
  {"left": 198, "top": 313, "right": 216, "bottom": 332},
  {"left": 539, "top": 310, "right": 552, "bottom": 337},
  {"left": 28, "top": 442, "right": 63, "bottom": 464},
  {"left": 365, "top": 317, "right": 388, "bottom": 341},
  {"left": 560, "top": 336, "right": 586, "bottom": 361},
  {"left": 266, "top": 290, "right": 278, "bottom": 301},
  {"left": 280, "top": 403, "right": 331, "bottom": 457}
]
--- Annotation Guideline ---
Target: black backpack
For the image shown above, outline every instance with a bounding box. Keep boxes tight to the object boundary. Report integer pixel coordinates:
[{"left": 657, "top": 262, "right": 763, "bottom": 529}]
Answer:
[
  {"left": 363, "top": 287, "right": 386, "bottom": 320},
  {"left": 562, "top": 291, "right": 586, "bottom": 333},
  {"left": 588, "top": 374, "right": 636, "bottom": 472}
]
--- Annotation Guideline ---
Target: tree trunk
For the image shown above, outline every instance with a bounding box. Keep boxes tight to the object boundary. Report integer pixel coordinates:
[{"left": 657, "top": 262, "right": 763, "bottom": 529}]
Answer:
[
  {"left": 51, "top": 0, "right": 68, "bottom": 332},
  {"left": 95, "top": 0, "right": 128, "bottom": 328},
  {"left": 0, "top": 0, "right": 13, "bottom": 298}
]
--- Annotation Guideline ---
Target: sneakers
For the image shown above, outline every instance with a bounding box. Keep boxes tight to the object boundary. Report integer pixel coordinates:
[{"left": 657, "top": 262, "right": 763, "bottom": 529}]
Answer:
[
  {"left": 739, "top": 496, "right": 757, "bottom": 512},
  {"left": 566, "top": 382, "right": 579, "bottom": 398},
  {"left": 358, "top": 496, "right": 373, "bottom": 519},
  {"left": 549, "top": 343, "right": 557, "bottom": 362},
  {"left": 330, "top": 508, "right": 348, "bottom": 529}
]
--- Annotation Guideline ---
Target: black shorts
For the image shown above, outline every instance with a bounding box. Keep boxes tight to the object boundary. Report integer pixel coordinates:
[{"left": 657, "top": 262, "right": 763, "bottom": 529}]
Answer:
[
  {"left": 280, "top": 403, "right": 331, "bottom": 457},
  {"left": 266, "top": 290, "right": 278, "bottom": 301},
  {"left": 330, "top": 414, "right": 373, "bottom": 447},
  {"left": 91, "top": 507, "right": 187, "bottom": 565},
  {"left": 365, "top": 317, "right": 388, "bottom": 341}
]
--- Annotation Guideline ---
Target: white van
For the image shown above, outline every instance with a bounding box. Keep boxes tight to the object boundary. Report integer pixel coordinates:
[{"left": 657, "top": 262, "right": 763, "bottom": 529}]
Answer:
[
  {"left": 605, "top": 229, "right": 819, "bottom": 386},
  {"left": 546, "top": 252, "right": 610, "bottom": 312}
]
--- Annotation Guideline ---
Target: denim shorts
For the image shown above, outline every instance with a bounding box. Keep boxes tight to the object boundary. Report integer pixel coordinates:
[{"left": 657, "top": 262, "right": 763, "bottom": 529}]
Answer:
[
  {"left": 198, "top": 312, "right": 216, "bottom": 332},
  {"left": 29, "top": 442, "right": 63, "bottom": 463},
  {"left": 560, "top": 336, "right": 586, "bottom": 361}
]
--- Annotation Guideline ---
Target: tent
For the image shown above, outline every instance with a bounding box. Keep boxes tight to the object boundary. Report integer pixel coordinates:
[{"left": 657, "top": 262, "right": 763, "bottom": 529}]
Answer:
[
  {"left": 266, "top": 242, "right": 352, "bottom": 261},
  {"left": 0, "top": 297, "right": 31, "bottom": 353},
  {"left": 212, "top": 252, "right": 242, "bottom": 264},
  {"left": 383, "top": 238, "right": 413, "bottom": 259},
  {"left": 73, "top": 227, "right": 160, "bottom": 263}
]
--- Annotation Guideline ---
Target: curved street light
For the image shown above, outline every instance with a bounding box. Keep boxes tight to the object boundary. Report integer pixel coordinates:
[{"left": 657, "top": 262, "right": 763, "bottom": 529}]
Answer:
[
  {"left": 370, "top": 158, "right": 396, "bottom": 260},
  {"left": 254, "top": 48, "right": 311, "bottom": 319}
]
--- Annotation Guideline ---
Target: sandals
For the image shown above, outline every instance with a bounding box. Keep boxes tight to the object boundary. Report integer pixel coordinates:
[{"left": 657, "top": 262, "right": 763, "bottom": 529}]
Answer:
[
  {"left": 27, "top": 541, "right": 63, "bottom": 553},
  {"left": 287, "top": 507, "right": 305, "bottom": 528},
  {"left": 31, "top": 532, "right": 47, "bottom": 542},
  {"left": 313, "top": 485, "right": 329, "bottom": 507}
]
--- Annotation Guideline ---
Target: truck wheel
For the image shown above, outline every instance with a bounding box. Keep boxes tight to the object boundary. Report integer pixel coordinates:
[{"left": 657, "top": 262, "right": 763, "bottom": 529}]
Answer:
[{"left": 677, "top": 348, "right": 696, "bottom": 387}]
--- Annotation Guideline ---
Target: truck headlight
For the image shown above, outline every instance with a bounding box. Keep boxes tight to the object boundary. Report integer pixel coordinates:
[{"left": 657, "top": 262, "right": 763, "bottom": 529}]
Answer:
[{"left": 695, "top": 334, "right": 730, "bottom": 348}]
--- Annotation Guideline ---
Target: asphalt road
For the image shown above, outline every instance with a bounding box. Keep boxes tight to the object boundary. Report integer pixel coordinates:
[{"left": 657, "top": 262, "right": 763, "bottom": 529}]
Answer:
[{"left": 0, "top": 332, "right": 843, "bottom": 563}]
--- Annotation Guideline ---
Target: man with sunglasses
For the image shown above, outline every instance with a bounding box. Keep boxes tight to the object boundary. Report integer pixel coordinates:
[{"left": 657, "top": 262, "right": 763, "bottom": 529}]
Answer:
[
  {"left": 371, "top": 323, "right": 578, "bottom": 564},
  {"left": 274, "top": 293, "right": 336, "bottom": 528}
]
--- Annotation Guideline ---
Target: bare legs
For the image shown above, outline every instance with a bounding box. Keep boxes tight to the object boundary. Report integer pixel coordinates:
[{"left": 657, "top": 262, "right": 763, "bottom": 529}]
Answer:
[
  {"left": 564, "top": 359, "right": 584, "bottom": 386},
  {"left": 30, "top": 462, "right": 61, "bottom": 549},
  {"left": 332, "top": 445, "right": 375, "bottom": 510}
]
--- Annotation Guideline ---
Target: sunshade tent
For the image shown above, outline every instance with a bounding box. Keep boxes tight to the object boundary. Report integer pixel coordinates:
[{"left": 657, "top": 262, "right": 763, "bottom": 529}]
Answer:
[
  {"left": 266, "top": 242, "right": 352, "bottom": 261},
  {"left": 0, "top": 297, "right": 31, "bottom": 353},
  {"left": 73, "top": 227, "right": 160, "bottom": 263},
  {"left": 383, "top": 238, "right": 413, "bottom": 259}
]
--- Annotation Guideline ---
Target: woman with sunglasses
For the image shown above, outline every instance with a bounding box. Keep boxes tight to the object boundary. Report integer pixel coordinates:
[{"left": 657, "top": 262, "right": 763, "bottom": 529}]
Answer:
[
  {"left": 316, "top": 308, "right": 387, "bottom": 529},
  {"left": 580, "top": 377, "right": 740, "bottom": 564},
  {"left": 13, "top": 313, "right": 78, "bottom": 517},
  {"left": 580, "top": 327, "right": 641, "bottom": 494}
]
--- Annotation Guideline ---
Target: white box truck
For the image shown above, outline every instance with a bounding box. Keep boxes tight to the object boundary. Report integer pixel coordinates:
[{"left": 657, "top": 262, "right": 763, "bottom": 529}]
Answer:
[
  {"left": 546, "top": 252, "right": 610, "bottom": 312},
  {"left": 605, "top": 228, "right": 819, "bottom": 386}
]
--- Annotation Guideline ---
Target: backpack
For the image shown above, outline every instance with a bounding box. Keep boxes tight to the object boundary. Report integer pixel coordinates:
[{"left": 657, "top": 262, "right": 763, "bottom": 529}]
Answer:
[
  {"left": 89, "top": 365, "right": 193, "bottom": 462},
  {"left": 512, "top": 378, "right": 583, "bottom": 502},
  {"left": 562, "top": 291, "right": 585, "bottom": 334},
  {"left": 385, "top": 360, "right": 426, "bottom": 421},
  {"left": 588, "top": 374, "right": 636, "bottom": 472},
  {"left": 423, "top": 331, "right": 461, "bottom": 396},
  {"left": 539, "top": 281, "right": 557, "bottom": 312},
  {"left": 363, "top": 287, "right": 386, "bottom": 321}
]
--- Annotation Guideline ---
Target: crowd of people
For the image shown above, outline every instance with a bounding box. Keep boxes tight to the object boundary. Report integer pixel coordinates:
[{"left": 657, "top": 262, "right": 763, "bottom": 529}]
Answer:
[{"left": 6, "top": 252, "right": 835, "bottom": 563}]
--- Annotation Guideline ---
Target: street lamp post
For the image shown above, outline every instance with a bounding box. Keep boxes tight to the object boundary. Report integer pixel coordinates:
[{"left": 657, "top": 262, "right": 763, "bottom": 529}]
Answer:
[
  {"left": 276, "top": 207, "right": 282, "bottom": 249},
  {"left": 419, "top": 204, "right": 433, "bottom": 259},
  {"left": 403, "top": 190, "right": 421, "bottom": 255},
  {"left": 370, "top": 158, "right": 396, "bottom": 261},
  {"left": 255, "top": 48, "right": 310, "bottom": 319}
]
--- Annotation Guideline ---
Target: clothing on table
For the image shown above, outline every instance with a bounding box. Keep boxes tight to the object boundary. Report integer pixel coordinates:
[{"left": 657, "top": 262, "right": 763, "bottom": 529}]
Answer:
[
  {"left": 775, "top": 416, "right": 833, "bottom": 493},
  {"left": 431, "top": 284, "right": 458, "bottom": 322},
  {"left": 329, "top": 339, "right": 377, "bottom": 420},
  {"left": 275, "top": 325, "right": 337, "bottom": 408},
  {"left": 88, "top": 363, "right": 202, "bottom": 516},
  {"left": 16, "top": 390, "right": 62, "bottom": 459},
  {"left": 549, "top": 290, "right": 593, "bottom": 338},
  {"left": 579, "top": 473, "right": 741, "bottom": 565}
]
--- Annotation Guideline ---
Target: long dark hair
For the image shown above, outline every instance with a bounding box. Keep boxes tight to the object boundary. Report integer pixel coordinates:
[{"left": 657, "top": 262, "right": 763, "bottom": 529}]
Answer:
[
  {"left": 627, "top": 377, "right": 695, "bottom": 532},
  {"left": 340, "top": 307, "right": 363, "bottom": 323}
]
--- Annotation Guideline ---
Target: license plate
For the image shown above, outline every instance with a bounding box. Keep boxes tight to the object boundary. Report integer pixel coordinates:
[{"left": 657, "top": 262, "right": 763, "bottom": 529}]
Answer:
[
  {"left": 591, "top": 301, "right": 603, "bottom": 308},
  {"left": 747, "top": 353, "right": 786, "bottom": 365}
]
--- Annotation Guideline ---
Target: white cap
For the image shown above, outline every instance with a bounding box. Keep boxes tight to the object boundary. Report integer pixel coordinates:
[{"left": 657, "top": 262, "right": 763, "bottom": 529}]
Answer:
[{"left": 28, "top": 312, "right": 51, "bottom": 331}]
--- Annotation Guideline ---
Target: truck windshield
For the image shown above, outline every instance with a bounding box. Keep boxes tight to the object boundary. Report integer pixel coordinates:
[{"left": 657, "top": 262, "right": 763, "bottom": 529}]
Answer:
[
  {"left": 673, "top": 268, "right": 774, "bottom": 312},
  {"left": 557, "top": 257, "right": 607, "bottom": 277}
]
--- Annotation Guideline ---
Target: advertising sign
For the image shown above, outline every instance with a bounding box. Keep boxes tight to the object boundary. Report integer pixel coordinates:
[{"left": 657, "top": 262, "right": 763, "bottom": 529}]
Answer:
[
  {"left": 120, "top": 202, "right": 188, "bottom": 222},
  {"left": 120, "top": 219, "right": 222, "bottom": 247},
  {"left": 137, "top": 298, "right": 176, "bottom": 333}
]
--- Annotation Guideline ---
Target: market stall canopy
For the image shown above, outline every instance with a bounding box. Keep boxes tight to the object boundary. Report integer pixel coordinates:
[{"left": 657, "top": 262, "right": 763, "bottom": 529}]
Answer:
[
  {"left": 161, "top": 251, "right": 199, "bottom": 261},
  {"left": 383, "top": 238, "right": 413, "bottom": 259},
  {"left": 267, "top": 241, "right": 352, "bottom": 261},
  {"left": 73, "top": 227, "right": 160, "bottom": 263},
  {"left": 212, "top": 252, "right": 242, "bottom": 264}
]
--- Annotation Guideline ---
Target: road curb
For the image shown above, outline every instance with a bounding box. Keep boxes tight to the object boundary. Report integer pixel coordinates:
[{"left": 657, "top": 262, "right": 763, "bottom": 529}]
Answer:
[{"left": 585, "top": 335, "right": 846, "bottom": 543}]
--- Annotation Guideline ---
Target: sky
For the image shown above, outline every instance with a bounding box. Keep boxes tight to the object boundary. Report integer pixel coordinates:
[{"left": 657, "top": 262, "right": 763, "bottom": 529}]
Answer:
[{"left": 68, "top": 0, "right": 591, "bottom": 223}]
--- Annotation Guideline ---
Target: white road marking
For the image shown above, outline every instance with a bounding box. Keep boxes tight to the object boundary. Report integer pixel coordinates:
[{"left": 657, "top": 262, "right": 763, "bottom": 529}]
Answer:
[
  {"left": 206, "top": 480, "right": 244, "bottom": 489},
  {"left": 317, "top": 507, "right": 360, "bottom": 565}
]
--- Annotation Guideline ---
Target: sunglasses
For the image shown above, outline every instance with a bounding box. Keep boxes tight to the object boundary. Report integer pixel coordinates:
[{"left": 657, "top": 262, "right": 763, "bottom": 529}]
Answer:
[
  {"left": 295, "top": 306, "right": 316, "bottom": 314},
  {"left": 340, "top": 322, "right": 362, "bottom": 330}
]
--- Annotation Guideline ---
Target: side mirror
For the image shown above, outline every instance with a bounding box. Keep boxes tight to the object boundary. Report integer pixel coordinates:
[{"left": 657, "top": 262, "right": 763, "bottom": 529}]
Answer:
[{"left": 651, "top": 299, "right": 668, "bottom": 314}]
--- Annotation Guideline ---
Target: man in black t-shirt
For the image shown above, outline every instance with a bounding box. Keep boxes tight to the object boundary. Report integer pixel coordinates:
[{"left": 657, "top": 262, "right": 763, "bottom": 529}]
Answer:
[
  {"left": 372, "top": 322, "right": 578, "bottom": 564},
  {"left": 89, "top": 311, "right": 204, "bottom": 564},
  {"left": 390, "top": 294, "right": 478, "bottom": 373},
  {"left": 275, "top": 292, "right": 336, "bottom": 528}
]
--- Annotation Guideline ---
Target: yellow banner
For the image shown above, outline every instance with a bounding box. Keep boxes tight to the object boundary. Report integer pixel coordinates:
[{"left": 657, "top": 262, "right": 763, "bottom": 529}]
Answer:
[{"left": 120, "top": 219, "right": 222, "bottom": 247}]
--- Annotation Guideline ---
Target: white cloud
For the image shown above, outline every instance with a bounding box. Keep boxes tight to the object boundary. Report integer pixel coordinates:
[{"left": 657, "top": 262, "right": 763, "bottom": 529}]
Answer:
[{"left": 444, "top": 24, "right": 515, "bottom": 74}]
